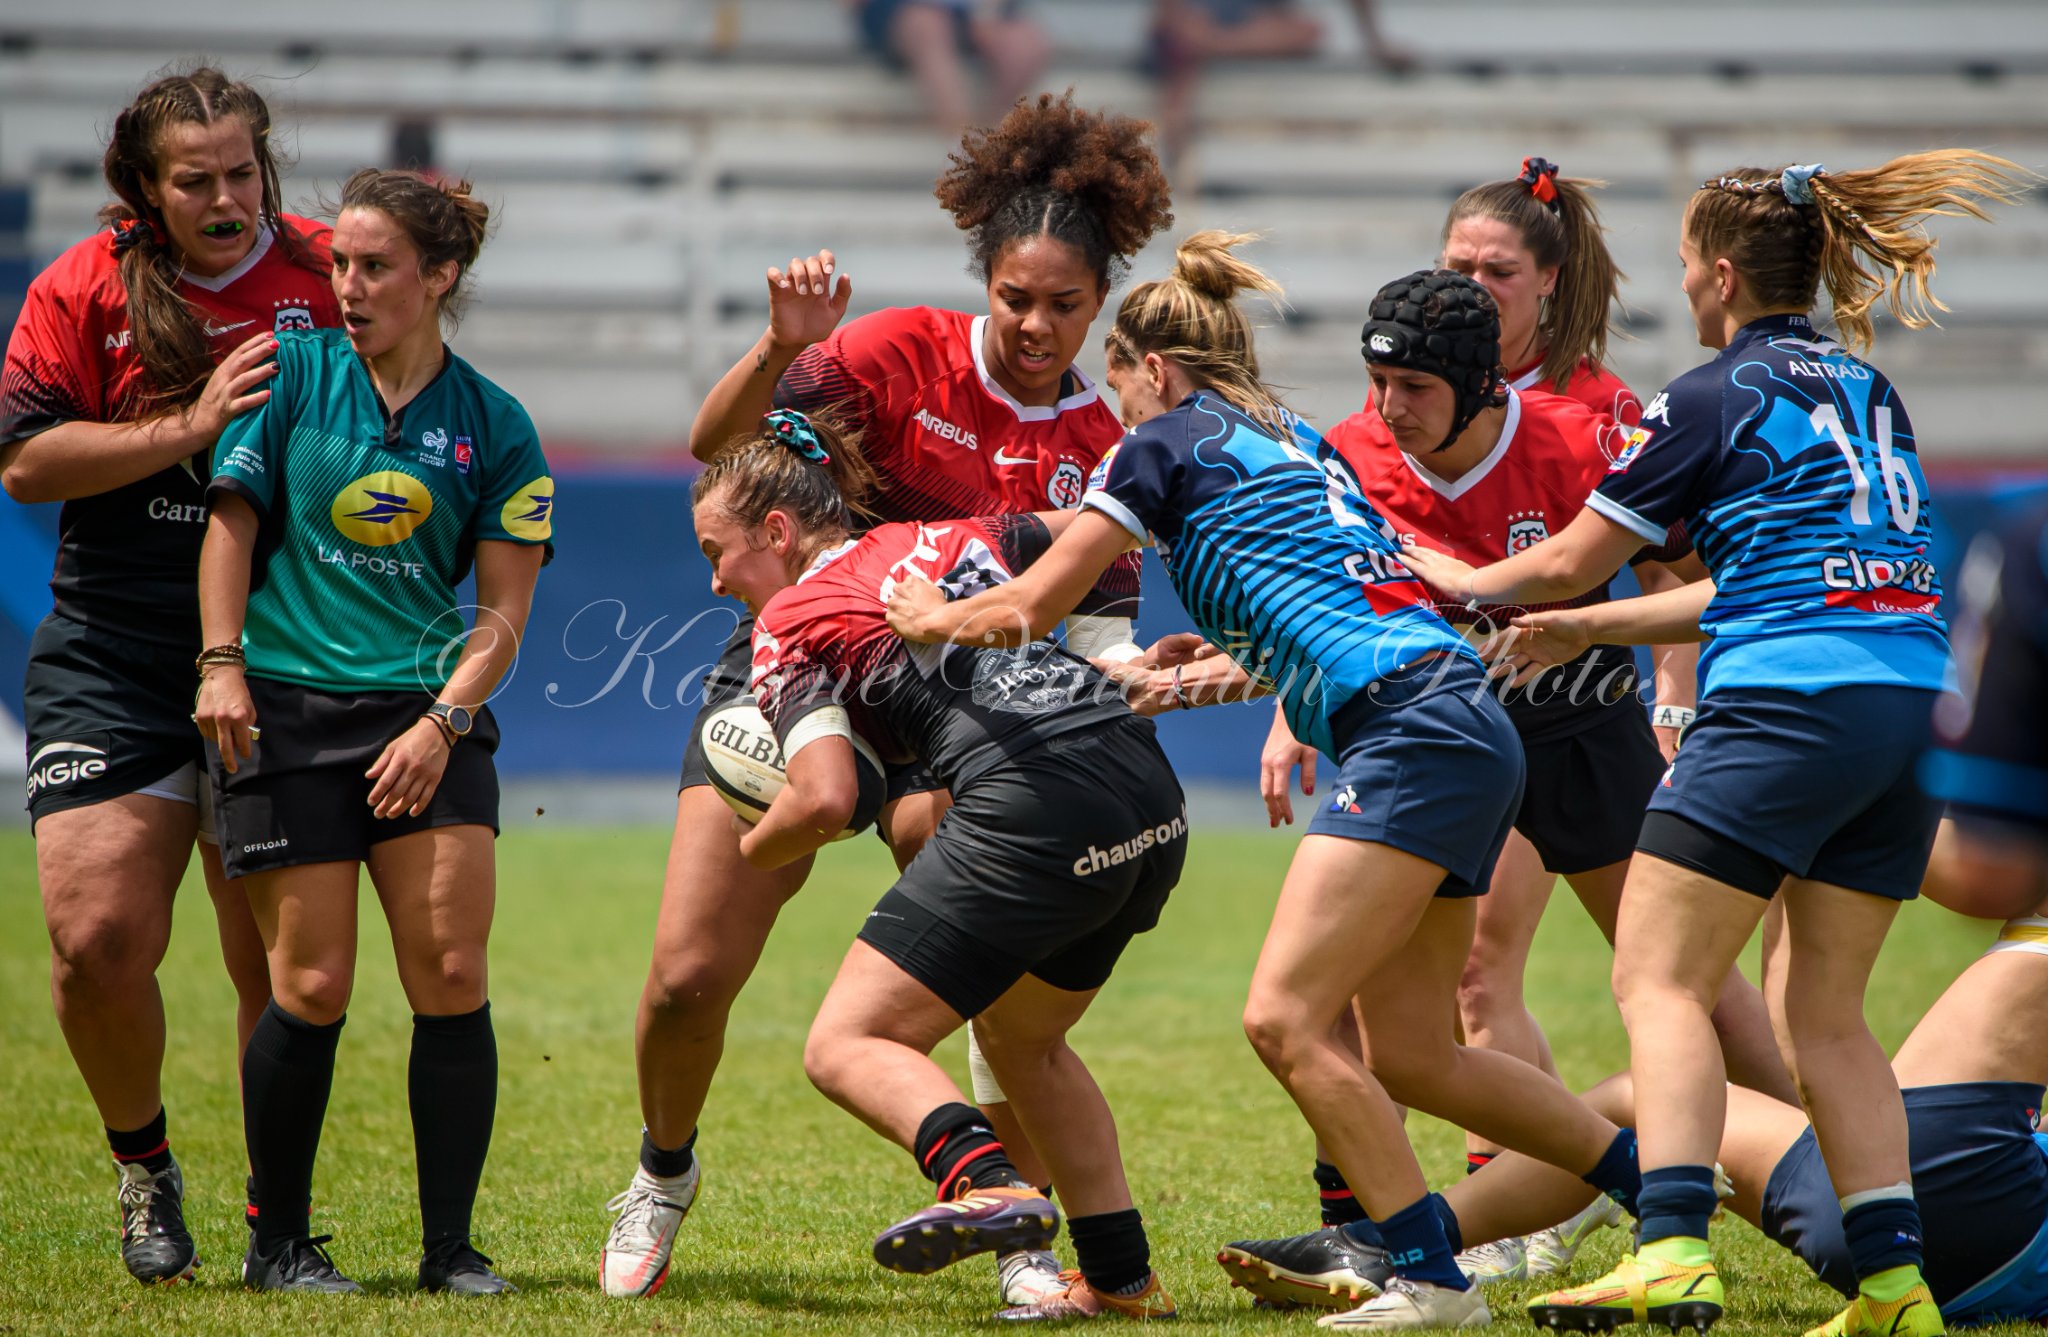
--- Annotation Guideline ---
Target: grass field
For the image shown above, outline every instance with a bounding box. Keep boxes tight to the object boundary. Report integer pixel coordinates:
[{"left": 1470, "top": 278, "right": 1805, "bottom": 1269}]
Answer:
[{"left": 0, "top": 822, "right": 2036, "bottom": 1335}]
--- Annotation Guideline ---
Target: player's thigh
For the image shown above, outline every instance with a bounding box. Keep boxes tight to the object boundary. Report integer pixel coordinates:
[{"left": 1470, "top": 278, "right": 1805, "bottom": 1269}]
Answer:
[
  {"left": 1563, "top": 858, "right": 1631, "bottom": 944},
  {"left": 367, "top": 823, "right": 497, "bottom": 999},
  {"left": 1248, "top": 835, "right": 1450, "bottom": 1036},
  {"left": 1611, "top": 853, "right": 1767, "bottom": 1009},
  {"left": 976, "top": 972, "right": 1099, "bottom": 1064},
  {"left": 1359, "top": 895, "right": 1480, "bottom": 1076},
  {"left": 1892, "top": 948, "right": 2048, "bottom": 1088},
  {"left": 37, "top": 792, "right": 196, "bottom": 969},
  {"left": 649, "top": 785, "right": 812, "bottom": 998}
]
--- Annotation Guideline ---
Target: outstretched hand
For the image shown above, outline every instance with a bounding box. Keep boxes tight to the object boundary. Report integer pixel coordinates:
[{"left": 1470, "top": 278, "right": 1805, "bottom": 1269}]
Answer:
[
  {"left": 766, "top": 250, "right": 853, "bottom": 351},
  {"left": 1398, "top": 542, "right": 1477, "bottom": 602}
]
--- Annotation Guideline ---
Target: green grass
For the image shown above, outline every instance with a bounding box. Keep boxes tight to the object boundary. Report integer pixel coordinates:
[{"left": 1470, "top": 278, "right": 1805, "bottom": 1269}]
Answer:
[{"left": 0, "top": 823, "right": 2035, "bottom": 1334}]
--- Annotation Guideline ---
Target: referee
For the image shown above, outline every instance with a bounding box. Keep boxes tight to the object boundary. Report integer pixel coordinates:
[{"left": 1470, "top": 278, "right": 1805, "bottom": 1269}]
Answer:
[{"left": 192, "top": 168, "right": 552, "bottom": 1295}]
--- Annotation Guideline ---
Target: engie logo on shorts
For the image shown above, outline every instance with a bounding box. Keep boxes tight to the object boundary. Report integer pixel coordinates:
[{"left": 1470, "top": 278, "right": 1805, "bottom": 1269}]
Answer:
[
  {"left": 26, "top": 739, "right": 110, "bottom": 800},
  {"left": 1072, "top": 809, "right": 1188, "bottom": 877}
]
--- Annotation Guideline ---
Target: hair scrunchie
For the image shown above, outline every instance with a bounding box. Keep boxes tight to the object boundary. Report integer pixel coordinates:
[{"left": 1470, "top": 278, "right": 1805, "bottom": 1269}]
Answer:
[
  {"left": 1517, "top": 156, "right": 1561, "bottom": 211},
  {"left": 1779, "top": 163, "right": 1826, "bottom": 205},
  {"left": 110, "top": 217, "right": 166, "bottom": 254},
  {"left": 764, "top": 408, "right": 830, "bottom": 465}
]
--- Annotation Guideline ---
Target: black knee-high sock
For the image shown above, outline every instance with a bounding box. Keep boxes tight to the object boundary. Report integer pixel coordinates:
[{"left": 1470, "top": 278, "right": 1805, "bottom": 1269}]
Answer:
[
  {"left": 409, "top": 1003, "right": 498, "bottom": 1248},
  {"left": 243, "top": 999, "right": 344, "bottom": 1252}
]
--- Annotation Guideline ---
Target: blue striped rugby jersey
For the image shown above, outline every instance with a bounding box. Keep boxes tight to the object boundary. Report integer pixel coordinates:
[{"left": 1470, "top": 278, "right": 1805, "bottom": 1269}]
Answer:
[
  {"left": 1589, "top": 314, "right": 1949, "bottom": 695},
  {"left": 1082, "top": 391, "right": 1473, "bottom": 757}
]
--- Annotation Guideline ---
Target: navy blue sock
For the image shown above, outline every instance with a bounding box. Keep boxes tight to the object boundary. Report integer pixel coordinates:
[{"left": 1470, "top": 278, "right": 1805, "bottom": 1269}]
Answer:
[
  {"left": 1636, "top": 1165, "right": 1717, "bottom": 1245},
  {"left": 1374, "top": 1194, "right": 1470, "bottom": 1290},
  {"left": 1339, "top": 1217, "right": 1387, "bottom": 1249},
  {"left": 1315, "top": 1160, "right": 1370, "bottom": 1228},
  {"left": 1427, "top": 1192, "right": 1463, "bottom": 1255},
  {"left": 1581, "top": 1127, "right": 1642, "bottom": 1218},
  {"left": 1842, "top": 1195, "right": 1925, "bottom": 1280}
]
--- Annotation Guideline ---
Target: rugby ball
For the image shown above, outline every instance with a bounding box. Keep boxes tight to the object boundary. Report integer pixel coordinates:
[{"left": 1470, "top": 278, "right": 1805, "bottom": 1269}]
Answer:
[{"left": 699, "top": 698, "right": 886, "bottom": 840}]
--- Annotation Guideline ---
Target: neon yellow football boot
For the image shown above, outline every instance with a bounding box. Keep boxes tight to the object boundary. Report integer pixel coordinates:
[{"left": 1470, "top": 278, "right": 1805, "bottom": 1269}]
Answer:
[
  {"left": 1801, "top": 1270, "right": 1944, "bottom": 1337},
  {"left": 1526, "top": 1239, "right": 1723, "bottom": 1332}
]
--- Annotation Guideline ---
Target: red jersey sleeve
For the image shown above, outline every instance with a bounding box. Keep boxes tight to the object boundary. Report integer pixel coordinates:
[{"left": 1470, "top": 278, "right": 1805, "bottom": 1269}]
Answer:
[
  {"left": 771, "top": 307, "right": 946, "bottom": 466},
  {"left": 1, "top": 241, "right": 113, "bottom": 444}
]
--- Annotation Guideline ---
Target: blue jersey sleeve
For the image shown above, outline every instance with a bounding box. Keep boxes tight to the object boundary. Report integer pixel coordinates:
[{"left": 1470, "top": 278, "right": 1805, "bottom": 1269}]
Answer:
[
  {"left": 1588, "top": 367, "right": 1727, "bottom": 543},
  {"left": 1082, "top": 416, "right": 1185, "bottom": 547}
]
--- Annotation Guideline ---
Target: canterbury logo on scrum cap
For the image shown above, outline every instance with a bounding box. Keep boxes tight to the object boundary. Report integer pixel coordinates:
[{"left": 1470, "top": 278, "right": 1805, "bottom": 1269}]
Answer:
[{"left": 1368, "top": 332, "right": 1396, "bottom": 355}]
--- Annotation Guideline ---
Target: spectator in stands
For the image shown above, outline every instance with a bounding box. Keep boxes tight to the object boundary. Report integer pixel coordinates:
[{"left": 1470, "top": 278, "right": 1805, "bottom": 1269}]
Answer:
[
  {"left": 850, "top": 0, "right": 1052, "bottom": 133},
  {"left": 1149, "top": 0, "right": 1417, "bottom": 168}
]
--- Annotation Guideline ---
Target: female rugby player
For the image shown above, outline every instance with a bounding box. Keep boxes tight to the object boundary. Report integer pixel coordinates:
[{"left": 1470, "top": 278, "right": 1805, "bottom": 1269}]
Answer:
[
  {"left": 602, "top": 93, "right": 1172, "bottom": 1306},
  {"left": 0, "top": 68, "right": 336, "bottom": 1284},
  {"left": 689, "top": 409, "right": 1184, "bottom": 1320},
  {"left": 1225, "top": 268, "right": 1788, "bottom": 1297},
  {"left": 194, "top": 169, "right": 551, "bottom": 1295},
  {"left": 1400, "top": 151, "right": 2032, "bottom": 1335},
  {"left": 1262, "top": 169, "right": 1721, "bottom": 1258},
  {"left": 891, "top": 232, "right": 1649, "bottom": 1330}
]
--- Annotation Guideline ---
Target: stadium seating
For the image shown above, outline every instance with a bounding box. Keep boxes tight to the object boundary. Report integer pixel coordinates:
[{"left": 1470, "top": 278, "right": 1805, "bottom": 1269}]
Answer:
[{"left": 1, "top": 2, "right": 2044, "bottom": 457}]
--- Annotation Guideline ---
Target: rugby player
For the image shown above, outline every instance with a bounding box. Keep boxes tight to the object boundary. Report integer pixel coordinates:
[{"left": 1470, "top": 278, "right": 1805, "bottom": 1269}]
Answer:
[
  {"left": 1400, "top": 151, "right": 2032, "bottom": 1335},
  {"left": 602, "top": 93, "right": 1172, "bottom": 1306},
  {"left": 0, "top": 68, "right": 336, "bottom": 1284},
  {"left": 688, "top": 408, "right": 1185, "bottom": 1319},
  {"left": 1224, "top": 269, "right": 1787, "bottom": 1296},
  {"left": 194, "top": 169, "right": 552, "bottom": 1295},
  {"left": 890, "top": 232, "right": 1648, "bottom": 1330}
]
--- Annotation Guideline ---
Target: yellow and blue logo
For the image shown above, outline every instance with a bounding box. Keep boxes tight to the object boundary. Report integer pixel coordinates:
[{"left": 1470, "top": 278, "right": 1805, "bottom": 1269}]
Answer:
[
  {"left": 331, "top": 470, "right": 432, "bottom": 545},
  {"left": 501, "top": 475, "right": 555, "bottom": 541}
]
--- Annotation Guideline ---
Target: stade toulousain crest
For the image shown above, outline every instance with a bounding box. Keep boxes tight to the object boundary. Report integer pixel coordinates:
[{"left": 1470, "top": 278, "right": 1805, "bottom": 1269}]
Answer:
[{"left": 1506, "top": 510, "right": 1550, "bottom": 555}]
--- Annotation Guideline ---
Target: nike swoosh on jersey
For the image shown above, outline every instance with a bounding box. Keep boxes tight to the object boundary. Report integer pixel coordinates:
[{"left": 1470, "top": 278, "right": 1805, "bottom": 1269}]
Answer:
[
  {"left": 203, "top": 320, "right": 255, "bottom": 338},
  {"left": 991, "top": 446, "right": 1035, "bottom": 466}
]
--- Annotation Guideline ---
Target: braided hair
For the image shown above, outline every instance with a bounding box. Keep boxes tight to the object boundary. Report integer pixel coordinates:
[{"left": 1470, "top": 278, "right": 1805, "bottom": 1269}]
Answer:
[
  {"left": 1360, "top": 270, "right": 1509, "bottom": 452},
  {"left": 1688, "top": 151, "right": 2034, "bottom": 354}
]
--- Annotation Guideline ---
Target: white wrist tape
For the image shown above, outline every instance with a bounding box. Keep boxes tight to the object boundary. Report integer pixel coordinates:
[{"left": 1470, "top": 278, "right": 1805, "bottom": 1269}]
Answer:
[
  {"left": 1067, "top": 614, "right": 1141, "bottom": 664},
  {"left": 966, "top": 1024, "right": 1008, "bottom": 1104},
  {"left": 1651, "top": 705, "right": 1696, "bottom": 731},
  {"left": 783, "top": 704, "right": 853, "bottom": 760}
]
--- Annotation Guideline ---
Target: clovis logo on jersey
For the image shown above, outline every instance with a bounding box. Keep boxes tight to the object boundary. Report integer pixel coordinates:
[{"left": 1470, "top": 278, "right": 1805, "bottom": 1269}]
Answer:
[{"left": 331, "top": 471, "right": 433, "bottom": 545}]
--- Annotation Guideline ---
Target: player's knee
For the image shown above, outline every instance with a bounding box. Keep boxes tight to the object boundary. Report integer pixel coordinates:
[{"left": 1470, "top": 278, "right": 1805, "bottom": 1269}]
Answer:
[
  {"left": 800, "top": 1024, "right": 855, "bottom": 1102},
  {"left": 410, "top": 947, "right": 487, "bottom": 1012},
  {"left": 1456, "top": 955, "right": 1514, "bottom": 1025},
  {"left": 642, "top": 949, "right": 746, "bottom": 1022},
  {"left": 47, "top": 909, "right": 164, "bottom": 992},
  {"left": 1242, "top": 995, "right": 1313, "bottom": 1073},
  {"left": 275, "top": 965, "right": 351, "bottom": 1025}
]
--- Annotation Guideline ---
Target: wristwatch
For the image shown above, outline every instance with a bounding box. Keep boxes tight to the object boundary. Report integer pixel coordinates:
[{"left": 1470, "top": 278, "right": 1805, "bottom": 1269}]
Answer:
[{"left": 423, "top": 702, "right": 475, "bottom": 744}]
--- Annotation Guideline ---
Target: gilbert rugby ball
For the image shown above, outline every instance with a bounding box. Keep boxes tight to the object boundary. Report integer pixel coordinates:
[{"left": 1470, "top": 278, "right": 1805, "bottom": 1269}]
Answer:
[{"left": 699, "top": 698, "right": 886, "bottom": 840}]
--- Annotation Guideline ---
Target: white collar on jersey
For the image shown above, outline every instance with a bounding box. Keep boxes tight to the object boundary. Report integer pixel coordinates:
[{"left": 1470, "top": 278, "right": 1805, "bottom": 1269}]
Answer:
[
  {"left": 969, "top": 314, "right": 1102, "bottom": 422},
  {"left": 178, "top": 221, "right": 276, "bottom": 294},
  {"left": 1507, "top": 361, "right": 1544, "bottom": 392},
  {"left": 797, "top": 538, "right": 859, "bottom": 584},
  {"left": 1399, "top": 386, "right": 1523, "bottom": 501}
]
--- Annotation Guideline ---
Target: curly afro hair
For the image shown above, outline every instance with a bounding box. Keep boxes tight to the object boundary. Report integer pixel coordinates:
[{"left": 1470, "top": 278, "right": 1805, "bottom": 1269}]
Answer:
[{"left": 934, "top": 91, "right": 1173, "bottom": 289}]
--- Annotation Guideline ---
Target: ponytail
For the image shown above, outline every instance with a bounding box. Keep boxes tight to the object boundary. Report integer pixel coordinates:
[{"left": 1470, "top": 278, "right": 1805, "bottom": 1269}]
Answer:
[
  {"left": 1688, "top": 150, "right": 2035, "bottom": 354},
  {"left": 1443, "top": 157, "right": 1624, "bottom": 391},
  {"left": 1107, "top": 230, "right": 1290, "bottom": 436}
]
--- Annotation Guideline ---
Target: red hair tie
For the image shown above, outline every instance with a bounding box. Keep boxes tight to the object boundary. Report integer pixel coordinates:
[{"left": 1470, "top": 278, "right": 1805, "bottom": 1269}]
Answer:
[{"left": 1518, "top": 156, "right": 1561, "bottom": 210}]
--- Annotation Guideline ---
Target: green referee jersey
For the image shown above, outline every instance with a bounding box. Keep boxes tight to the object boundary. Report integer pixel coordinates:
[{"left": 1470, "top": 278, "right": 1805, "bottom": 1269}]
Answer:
[{"left": 210, "top": 328, "right": 554, "bottom": 693}]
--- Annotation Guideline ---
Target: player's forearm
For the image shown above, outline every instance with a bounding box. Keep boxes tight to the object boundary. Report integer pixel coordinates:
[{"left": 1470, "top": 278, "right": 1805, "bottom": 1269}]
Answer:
[
  {"left": 739, "top": 784, "right": 850, "bottom": 869},
  {"left": 1, "top": 415, "right": 208, "bottom": 504},
  {"left": 1632, "top": 561, "right": 1701, "bottom": 709},
  {"left": 1575, "top": 579, "right": 1715, "bottom": 647},
  {"left": 436, "top": 542, "right": 544, "bottom": 706},
  {"left": 198, "top": 498, "right": 256, "bottom": 649},
  {"left": 689, "top": 329, "right": 806, "bottom": 462}
]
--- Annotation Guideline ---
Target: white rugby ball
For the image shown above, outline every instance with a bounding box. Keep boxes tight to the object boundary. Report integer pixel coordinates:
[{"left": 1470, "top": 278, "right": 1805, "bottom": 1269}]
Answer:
[{"left": 699, "top": 698, "right": 886, "bottom": 840}]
